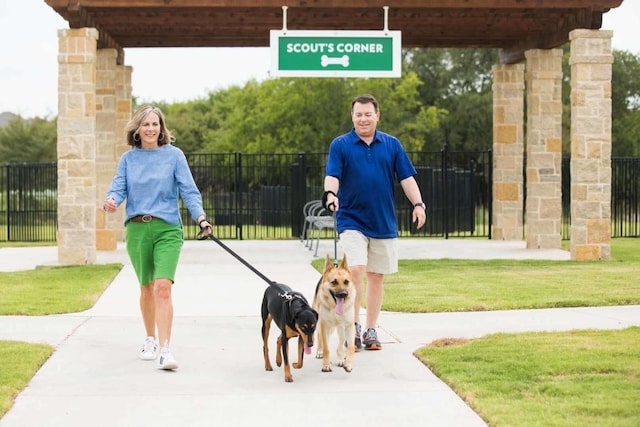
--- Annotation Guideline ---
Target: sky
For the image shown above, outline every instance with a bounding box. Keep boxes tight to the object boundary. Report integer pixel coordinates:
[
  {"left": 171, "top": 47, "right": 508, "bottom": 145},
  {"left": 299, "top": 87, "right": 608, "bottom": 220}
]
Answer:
[{"left": 1, "top": 0, "right": 638, "bottom": 119}]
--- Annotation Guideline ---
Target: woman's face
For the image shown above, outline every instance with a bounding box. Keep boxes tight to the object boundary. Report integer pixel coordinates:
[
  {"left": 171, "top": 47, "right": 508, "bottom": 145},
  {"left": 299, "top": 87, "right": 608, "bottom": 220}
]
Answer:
[{"left": 138, "top": 111, "right": 161, "bottom": 148}]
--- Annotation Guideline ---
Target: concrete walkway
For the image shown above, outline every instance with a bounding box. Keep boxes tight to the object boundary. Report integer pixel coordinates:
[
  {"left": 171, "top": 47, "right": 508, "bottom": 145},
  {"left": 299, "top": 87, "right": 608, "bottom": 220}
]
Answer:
[{"left": 0, "top": 239, "right": 638, "bottom": 427}]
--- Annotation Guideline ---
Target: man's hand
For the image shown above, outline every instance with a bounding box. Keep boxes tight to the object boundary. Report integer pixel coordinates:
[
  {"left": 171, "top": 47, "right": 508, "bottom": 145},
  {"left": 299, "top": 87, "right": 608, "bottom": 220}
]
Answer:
[
  {"left": 413, "top": 205, "right": 427, "bottom": 229},
  {"left": 322, "top": 190, "right": 339, "bottom": 212}
]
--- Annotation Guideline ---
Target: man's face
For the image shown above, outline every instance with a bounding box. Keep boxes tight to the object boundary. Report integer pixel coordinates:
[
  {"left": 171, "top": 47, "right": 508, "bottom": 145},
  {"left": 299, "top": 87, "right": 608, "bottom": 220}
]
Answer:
[{"left": 351, "top": 101, "right": 379, "bottom": 139}]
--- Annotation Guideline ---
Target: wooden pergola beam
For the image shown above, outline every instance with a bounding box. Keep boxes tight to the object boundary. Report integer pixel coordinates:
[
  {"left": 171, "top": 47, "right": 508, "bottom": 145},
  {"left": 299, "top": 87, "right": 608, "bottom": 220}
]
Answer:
[{"left": 44, "top": 0, "right": 625, "bottom": 64}]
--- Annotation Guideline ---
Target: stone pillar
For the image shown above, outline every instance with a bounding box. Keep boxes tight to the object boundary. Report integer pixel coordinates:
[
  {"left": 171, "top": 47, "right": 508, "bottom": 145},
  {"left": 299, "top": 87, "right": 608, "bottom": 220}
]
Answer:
[
  {"left": 57, "top": 28, "right": 98, "bottom": 265},
  {"left": 525, "top": 49, "right": 563, "bottom": 249},
  {"left": 95, "top": 49, "right": 118, "bottom": 250},
  {"left": 112, "top": 64, "right": 133, "bottom": 242},
  {"left": 569, "top": 29, "right": 613, "bottom": 261},
  {"left": 492, "top": 63, "right": 525, "bottom": 240}
]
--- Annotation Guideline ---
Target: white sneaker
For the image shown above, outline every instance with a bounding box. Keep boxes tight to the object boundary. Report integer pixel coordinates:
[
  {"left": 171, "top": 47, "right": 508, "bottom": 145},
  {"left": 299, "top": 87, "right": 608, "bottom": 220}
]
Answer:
[
  {"left": 140, "top": 336, "right": 157, "bottom": 361},
  {"left": 158, "top": 347, "right": 179, "bottom": 370}
]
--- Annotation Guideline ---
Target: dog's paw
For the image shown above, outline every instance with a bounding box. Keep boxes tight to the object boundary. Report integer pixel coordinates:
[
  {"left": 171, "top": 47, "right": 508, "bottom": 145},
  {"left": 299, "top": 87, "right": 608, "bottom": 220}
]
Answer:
[
  {"left": 292, "top": 362, "right": 303, "bottom": 369},
  {"left": 337, "top": 360, "right": 352, "bottom": 372},
  {"left": 315, "top": 351, "right": 323, "bottom": 359},
  {"left": 284, "top": 375, "right": 294, "bottom": 383},
  {"left": 321, "top": 364, "right": 332, "bottom": 372}
]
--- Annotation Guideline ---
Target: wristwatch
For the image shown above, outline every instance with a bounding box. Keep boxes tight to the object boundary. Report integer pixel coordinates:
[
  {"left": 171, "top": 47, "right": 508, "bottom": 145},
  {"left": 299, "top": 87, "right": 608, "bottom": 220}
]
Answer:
[{"left": 414, "top": 202, "right": 427, "bottom": 211}]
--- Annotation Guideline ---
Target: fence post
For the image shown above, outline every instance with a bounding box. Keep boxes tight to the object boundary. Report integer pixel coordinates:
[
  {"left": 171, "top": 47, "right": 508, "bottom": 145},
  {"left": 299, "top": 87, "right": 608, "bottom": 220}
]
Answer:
[
  {"left": 6, "top": 165, "right": 11, "bottom": 242},
  {"left": 488, "top": 149, "right": 493, "bottom": 239},
  {"left": 290, "top": 152, "right": 306, "bottom": 238},
  {"left": 234, "top": 152, "right": 243, "bottom": 240},
  {"left": 441, "top": 144, "right": 449, "bottom": 239}
]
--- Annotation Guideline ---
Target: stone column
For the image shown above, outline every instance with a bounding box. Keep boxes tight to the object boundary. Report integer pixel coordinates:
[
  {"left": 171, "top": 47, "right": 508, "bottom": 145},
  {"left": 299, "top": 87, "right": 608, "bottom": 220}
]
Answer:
[
  {"left": 95, "top": 49, "right": 118, "bottom": 250},
  {"left": 569, "top": 29, "right": 613, "bottom": 260},
  {"left": 525, "top": 49, "right": 563, "bottom": 249},
  {"left": 57, "top": 28, "right": 98, "bottom": 265},
  {"left": 112, "top": 64, "right": 133, "bottom": 242},
  {"left": 492, "top": 63, "right": 525, "bottom": 240}
]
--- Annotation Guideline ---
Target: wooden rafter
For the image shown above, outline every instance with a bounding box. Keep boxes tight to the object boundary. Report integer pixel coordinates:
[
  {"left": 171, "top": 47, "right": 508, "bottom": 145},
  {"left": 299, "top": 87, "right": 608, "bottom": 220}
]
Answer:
[{"left": 44, "top": 0, "right": 624, "bottom": 64}]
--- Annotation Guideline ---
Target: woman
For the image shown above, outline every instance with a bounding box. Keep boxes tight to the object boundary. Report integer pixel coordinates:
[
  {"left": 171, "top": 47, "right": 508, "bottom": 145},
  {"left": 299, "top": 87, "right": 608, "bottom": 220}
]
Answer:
[{"left": 103, "top": 105, "right": 212, "bottom": 370}]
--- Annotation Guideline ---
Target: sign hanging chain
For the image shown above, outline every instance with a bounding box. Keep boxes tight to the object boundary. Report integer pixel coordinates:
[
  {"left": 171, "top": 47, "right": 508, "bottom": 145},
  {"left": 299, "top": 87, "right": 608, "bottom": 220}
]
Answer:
[
  {"left": 282, "top": 6, "right": 288, "bottom": 33},
  {"left": 383, "top": 6, "right": 389, "bottom": 35}
]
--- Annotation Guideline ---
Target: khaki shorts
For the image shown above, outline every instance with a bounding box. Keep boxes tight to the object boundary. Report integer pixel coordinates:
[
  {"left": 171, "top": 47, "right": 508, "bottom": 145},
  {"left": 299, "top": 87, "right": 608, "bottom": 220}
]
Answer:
[
  {"left": 339, "top": 230, "right": 398, "bottom": 275},
  {"left": 126, "top": 219, "right": 184, "bottom": 286}
]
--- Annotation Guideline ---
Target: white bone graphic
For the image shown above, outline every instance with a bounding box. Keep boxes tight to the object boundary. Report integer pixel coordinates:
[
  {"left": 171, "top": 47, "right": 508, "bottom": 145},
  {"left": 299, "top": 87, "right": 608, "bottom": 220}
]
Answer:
[{"left": 321, "top": 54, "right": 349, "bottom": 68}]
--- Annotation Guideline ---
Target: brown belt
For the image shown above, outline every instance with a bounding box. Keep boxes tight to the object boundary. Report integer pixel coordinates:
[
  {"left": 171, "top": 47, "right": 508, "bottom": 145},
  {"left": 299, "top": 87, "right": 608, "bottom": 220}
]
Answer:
[{"left": 129, "top": 215, "right": 158, "bottom": 223}]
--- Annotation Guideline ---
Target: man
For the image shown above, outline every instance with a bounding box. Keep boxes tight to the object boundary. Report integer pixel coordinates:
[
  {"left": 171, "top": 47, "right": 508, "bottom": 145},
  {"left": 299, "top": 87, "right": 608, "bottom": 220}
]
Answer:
[{"left": 323, "top": 94, "right": 427, "bottom": 351}]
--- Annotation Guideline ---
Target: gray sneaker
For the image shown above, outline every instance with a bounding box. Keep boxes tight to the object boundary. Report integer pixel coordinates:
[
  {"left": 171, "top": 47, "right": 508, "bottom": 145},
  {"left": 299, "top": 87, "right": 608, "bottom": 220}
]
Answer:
[
  {"left": 354, "top": 322, "right": 363, "bottom": 351},
  {"left": 363, "top": 328, "right": 381, "bottom": 351}
]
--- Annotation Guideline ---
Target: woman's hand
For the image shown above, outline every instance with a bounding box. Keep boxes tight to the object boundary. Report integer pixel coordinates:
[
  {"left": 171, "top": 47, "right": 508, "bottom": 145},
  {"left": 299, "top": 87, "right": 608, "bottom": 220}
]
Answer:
[
  {"left": 197, "top": 217, "right": 213, "bottom": 239},
  {"left": 103, "top": 198, "right": 117, "bottom": 213}
]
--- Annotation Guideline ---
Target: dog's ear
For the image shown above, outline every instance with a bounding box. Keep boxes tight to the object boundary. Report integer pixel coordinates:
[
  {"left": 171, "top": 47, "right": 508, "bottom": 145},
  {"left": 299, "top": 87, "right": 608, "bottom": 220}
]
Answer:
[
  {"left": 340, "top": 253, "right": 348, "bottom": 269},
  {"left": 311, "top": 308, "right": 319, "bottom": 321},
  {"left": 325, "top": 254, "right": 333, "bottom": 271}
]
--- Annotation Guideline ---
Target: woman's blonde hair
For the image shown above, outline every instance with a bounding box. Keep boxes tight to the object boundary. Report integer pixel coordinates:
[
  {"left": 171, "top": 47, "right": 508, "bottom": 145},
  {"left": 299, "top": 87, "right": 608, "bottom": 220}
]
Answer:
[{"left": 125, "top": 105, "right": 175, "bottom": 147}]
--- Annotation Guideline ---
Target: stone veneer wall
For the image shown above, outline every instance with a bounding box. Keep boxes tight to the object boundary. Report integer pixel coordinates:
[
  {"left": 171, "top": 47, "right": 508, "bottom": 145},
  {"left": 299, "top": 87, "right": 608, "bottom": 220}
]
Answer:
[
  {"left": 57, "top": 30, "right": 131, "bottom": 264},
  {"left": 57, "top": 28, "right": 98, "bottom": 265},
  {"left": 113, "top": 65, "right": 133, "bottom": 242},
  {"left": 492, "top": 64, "right": 525, "bottom": 240},
  {"left": 95, "top": 52, "right": 131, "bottom": 247},
  {"left": 95, "top": 49, "right": 118, "bottom": 250},
  {"left": 569, "top": 29, "right": 613, "bottom": 260},
  {"left": 524, "top": 49, "right": 563, "bottom": 249}
]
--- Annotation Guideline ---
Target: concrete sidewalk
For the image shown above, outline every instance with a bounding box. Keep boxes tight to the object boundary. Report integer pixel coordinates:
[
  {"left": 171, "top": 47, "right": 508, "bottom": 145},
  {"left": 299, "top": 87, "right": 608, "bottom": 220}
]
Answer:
[{"left": 0, "top": 239, "right": 638, "bottom": 427}]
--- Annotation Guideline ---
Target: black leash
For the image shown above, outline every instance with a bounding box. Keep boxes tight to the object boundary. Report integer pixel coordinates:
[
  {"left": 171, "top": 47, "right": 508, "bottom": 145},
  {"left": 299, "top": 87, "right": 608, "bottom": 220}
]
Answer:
[
  {"left": 198, "top": 231, "right": 275, "bottom": 286},
  {"left": 333, "top": 213, "right": 338, "bottom": 267}
]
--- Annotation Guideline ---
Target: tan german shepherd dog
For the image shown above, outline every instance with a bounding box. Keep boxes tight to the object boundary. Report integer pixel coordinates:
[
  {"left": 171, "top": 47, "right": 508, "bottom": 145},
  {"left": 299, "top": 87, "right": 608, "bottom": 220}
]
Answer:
[{"left": 313, "top": 253, "right": 356, "bottom": 372}]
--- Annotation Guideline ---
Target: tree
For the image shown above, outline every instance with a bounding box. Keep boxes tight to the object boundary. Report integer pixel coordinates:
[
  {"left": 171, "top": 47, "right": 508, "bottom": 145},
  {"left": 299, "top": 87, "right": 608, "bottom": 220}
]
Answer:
[
  {"left": 611, "top": 50, "right": 640, "bottom": 156},
  {"left": 403, "top": 48, "right": 498, "bottom": 151},
  {"left": 0, "top": 116, "right": 56, "bottom": 162}
]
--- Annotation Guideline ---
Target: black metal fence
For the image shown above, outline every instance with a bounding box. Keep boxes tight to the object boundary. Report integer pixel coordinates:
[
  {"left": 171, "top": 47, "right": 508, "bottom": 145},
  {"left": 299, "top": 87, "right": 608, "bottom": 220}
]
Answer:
[
  {"left": 183, "top": 148, "right": 492, "bottom": 240},
  {"left": 0, "top": 163, "right": 57, "bottom": 242},
  {"left": 2, "top": 153, "right": 639, "bottom": 242}
]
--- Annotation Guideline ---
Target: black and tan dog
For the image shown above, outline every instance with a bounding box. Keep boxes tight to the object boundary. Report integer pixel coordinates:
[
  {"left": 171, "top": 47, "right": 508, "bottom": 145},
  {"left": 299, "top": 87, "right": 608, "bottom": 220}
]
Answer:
[
  {"left": 261, "top": 282, "right": 318, "bottom": 382},
  {"left": 313, "top": 254, "right": 356, "bottom": 373}
]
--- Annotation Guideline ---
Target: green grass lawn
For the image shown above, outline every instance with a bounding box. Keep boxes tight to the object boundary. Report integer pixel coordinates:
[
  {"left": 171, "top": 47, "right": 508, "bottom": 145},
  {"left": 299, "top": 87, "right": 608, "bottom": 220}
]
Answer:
[
  {"left": 311, "top": 238, "right": 640, "bottom": 313},
  {"left": 0, "top": 341, "right": 53, "bottom": 418},
  {"left": 1, "top": 238, "right": 639, "bottom": 424},
  {"left": 0, "top": 264, "right": 123, "bottom": 315},
  {"left": 417, "top": 328, "right": 640, "bottom": 427},
  {"left": 382, "top": 257, "right": 640, "bottom": 312}
]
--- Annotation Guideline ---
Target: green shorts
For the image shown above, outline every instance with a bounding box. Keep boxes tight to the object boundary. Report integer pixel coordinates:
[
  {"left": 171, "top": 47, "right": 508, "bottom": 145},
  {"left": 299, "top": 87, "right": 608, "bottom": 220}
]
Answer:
[{"left": 126, "top": 219, "right": 184, "bottom": 286}]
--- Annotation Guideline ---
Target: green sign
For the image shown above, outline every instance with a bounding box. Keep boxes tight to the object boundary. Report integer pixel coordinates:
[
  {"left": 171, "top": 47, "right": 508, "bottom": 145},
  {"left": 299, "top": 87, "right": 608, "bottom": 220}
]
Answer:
[{"left": 270, "top": 30, "right": 401, "bottom": 78}]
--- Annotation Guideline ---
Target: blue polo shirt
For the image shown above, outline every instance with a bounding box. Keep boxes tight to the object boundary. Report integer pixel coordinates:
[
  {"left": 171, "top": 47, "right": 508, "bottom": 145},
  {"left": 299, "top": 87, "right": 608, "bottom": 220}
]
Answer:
[{"left": 325, "top": 128, "right": 417, "bottom": 239}]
